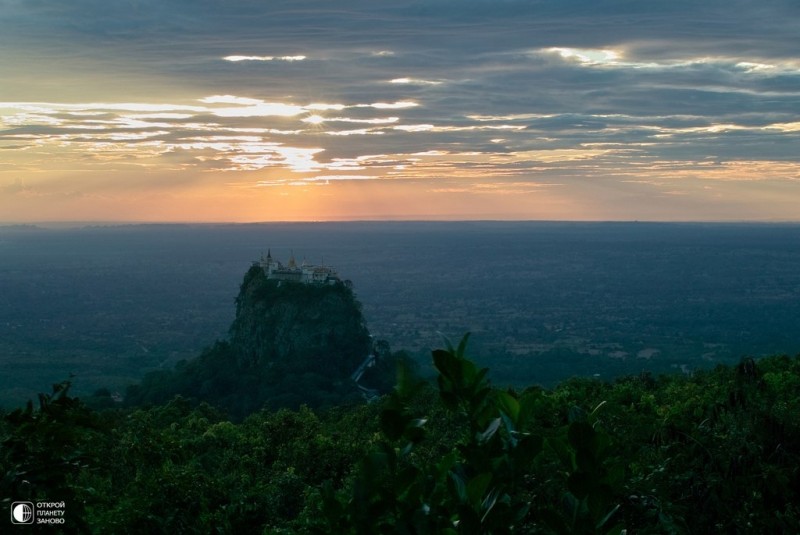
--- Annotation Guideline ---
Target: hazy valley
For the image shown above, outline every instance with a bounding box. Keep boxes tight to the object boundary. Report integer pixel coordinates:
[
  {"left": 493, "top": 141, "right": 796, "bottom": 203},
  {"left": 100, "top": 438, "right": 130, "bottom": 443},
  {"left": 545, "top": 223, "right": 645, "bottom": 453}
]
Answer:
[{"left": 2, "top": 221, "right": 799, "bottom": 407}]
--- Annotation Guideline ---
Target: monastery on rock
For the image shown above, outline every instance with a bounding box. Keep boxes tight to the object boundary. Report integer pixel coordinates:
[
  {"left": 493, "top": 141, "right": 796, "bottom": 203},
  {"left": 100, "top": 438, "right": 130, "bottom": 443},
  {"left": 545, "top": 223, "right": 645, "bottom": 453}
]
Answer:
[{"left": 258, "top": 250, "right": 340, "bottom": 285}]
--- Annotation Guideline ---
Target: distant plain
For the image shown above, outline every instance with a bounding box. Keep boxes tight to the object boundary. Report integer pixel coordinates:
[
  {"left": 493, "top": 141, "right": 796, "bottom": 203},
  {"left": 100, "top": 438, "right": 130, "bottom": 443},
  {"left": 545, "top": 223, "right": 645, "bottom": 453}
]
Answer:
[{"left": 1, "top": 221, "right": 799, "bottom": 407}]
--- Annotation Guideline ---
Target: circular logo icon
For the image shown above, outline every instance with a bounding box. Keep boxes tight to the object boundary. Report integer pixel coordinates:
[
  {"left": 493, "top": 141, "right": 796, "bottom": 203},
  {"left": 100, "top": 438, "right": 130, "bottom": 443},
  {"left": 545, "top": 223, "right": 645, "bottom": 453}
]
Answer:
[{"left": 12, "top": 503, "right": 33, "bottom": 523}]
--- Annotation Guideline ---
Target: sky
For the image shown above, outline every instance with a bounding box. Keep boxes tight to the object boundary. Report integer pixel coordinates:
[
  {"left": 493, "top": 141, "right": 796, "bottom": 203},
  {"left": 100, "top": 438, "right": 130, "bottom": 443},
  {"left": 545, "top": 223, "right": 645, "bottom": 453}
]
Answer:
[{"left": 1, "top": 0, "right": 799, "bottom": 222}]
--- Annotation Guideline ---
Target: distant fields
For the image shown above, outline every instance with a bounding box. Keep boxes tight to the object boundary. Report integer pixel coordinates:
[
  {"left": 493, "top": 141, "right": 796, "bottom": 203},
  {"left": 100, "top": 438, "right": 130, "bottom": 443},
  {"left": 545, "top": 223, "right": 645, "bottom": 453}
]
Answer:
[{"left": 2, "top": 221, "right": 800, "bottom": 406}]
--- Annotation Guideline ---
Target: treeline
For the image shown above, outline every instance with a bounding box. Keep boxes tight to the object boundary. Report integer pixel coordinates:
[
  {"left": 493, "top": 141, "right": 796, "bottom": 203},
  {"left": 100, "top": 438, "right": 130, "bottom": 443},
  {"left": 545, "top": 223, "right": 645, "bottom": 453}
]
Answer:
[{"left": 2, "top": 337, "right": 800, "bottom": 533}]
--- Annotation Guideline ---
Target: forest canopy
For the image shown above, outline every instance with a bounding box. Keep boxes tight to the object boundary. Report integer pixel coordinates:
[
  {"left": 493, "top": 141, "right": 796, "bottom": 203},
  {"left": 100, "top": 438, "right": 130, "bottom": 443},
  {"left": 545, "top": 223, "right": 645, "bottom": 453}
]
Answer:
[{"left": 2, "top": 339, "right": 799, "bottom": 533}]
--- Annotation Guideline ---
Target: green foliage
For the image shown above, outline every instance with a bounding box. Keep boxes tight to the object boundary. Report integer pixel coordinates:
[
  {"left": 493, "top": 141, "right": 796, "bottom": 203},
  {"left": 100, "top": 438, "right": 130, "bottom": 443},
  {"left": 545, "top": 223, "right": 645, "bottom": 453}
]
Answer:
[
  {"left": 75, "top": 396, "right": 379, "bottom": 533},
  {"left": 5, "top": 341, "right": 800, "bottom": 532},
  {"left": 321, "top": 343, "right": 800, "bottom": 533},
  {"left": 0, "top": 379, "right": 101, "bottom": 533},
  {"left": 321, "top": 334, "right": 546, "bottom": 533},
  {"left": 538, "top": 406, "right": 624, "bottom": 534}
]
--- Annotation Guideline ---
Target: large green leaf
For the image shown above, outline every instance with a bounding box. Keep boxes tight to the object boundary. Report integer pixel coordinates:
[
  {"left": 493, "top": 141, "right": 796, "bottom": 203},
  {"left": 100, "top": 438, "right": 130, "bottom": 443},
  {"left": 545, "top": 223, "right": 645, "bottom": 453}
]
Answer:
[
  {"left": 455, "top": 333, "right": 472, "bottom": 359},
  {"left": 467, "top": 472, "right": 493, "bottom": 508},
  {"left": 568, "top": 421, "right": 597, "bottom": 453},
  {"left": 477, "top": 418, "right": 502, "bottom": 445},
  {"left": 496, "top": 391, "right": 520, "bottom": 426}
]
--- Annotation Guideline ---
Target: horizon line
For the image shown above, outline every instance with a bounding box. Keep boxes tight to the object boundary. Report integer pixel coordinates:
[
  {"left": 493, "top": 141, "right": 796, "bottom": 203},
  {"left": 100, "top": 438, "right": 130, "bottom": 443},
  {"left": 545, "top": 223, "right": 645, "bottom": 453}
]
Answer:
[{"left": 3, "top": 218, "right": 800, "bottom": 229}]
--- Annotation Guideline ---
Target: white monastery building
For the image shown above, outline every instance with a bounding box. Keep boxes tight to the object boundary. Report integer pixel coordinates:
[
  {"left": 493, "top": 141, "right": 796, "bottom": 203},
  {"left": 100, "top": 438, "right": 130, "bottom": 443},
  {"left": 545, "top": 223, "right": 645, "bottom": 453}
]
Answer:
[{"left": 258, "top": 250, "right": 340, "bottom": 285}]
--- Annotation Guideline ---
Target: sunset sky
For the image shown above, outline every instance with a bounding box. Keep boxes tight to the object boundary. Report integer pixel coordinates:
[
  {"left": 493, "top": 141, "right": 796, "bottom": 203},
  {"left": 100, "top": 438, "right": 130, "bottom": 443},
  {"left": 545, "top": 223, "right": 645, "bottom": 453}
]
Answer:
[{"left": 1, "top": 0, "right": 799, "bottom": 222}]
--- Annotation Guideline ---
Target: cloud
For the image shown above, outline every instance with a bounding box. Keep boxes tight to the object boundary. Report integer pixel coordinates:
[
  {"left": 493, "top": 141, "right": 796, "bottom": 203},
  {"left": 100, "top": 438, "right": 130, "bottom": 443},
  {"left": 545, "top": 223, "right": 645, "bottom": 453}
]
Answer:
[
  {"left": 360, "top": 101, "right": 419, "bottom": 110},
  {"left": 2, "top": 0, "right": 800, "bottom": 220},
  {"left": 223, "top": 55, "right": 306, "bottom": 62},
  {"left": 303, "top": 116, "right": 399, "bottom": 125},
  {"left": 389, "top": 77, "right": 443, "bottom": 85}
]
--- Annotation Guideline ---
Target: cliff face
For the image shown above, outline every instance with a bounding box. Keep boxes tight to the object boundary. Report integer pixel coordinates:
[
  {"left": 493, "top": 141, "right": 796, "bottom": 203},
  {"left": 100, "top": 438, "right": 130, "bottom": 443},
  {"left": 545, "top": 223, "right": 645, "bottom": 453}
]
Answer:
[
  {"left": 127, "top": 264, "right": 374, "bottom": 417},
  {"left": 230, "top": 265, "right": 372, "bottom": 377}
]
